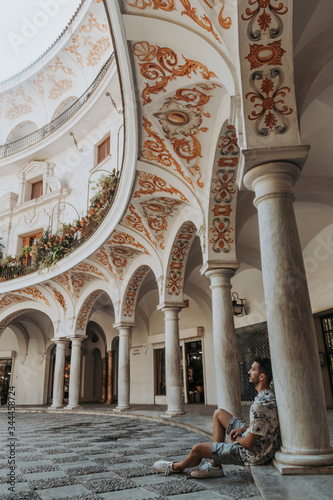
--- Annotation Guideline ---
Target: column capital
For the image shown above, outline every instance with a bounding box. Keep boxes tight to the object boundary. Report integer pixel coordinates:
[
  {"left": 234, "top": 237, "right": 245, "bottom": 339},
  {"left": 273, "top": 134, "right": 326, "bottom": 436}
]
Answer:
[
  {"left": 242, "top": 145, "right": 309, "bottom": 174},
  {"left": 68, "top": 336, "right": 87, "bottom": 346},
  {"left": 113, "top": 322, "right": 135, "bottom": 330},
  {"left": 157, "top": 301, "right": 185, "bottom": 313},
  {"left": 201, "top": 261, "right": 239, "bottom": 277},
  {"left": 51, "top": 338, "right": 68, "bottom": 345}
]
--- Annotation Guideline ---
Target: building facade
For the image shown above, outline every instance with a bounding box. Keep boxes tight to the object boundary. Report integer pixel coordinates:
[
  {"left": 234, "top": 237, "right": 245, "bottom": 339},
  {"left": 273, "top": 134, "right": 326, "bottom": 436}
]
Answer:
[{"left": 0, "top": 0, "right": 333, "bottom": 473}]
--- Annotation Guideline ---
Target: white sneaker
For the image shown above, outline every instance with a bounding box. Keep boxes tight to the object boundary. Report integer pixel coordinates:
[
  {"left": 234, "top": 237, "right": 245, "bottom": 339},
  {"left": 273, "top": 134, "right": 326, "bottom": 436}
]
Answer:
[
  {"left": 153, "top": 460, "right": 181, "bottom": 475},
  {"left": 191, "top": 461, "right": 224, "bottom": 478}
]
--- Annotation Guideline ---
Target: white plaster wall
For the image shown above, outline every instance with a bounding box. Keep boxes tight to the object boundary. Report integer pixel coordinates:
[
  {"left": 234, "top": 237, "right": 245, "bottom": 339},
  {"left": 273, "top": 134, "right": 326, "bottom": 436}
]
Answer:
[
  {"left": 202, "top": 330, "right": 216, "bottom": 405},
  {"left": 0, "top": 329, "right": 46, "bottom": 404},
  {"left": 130, "top": 344, "right": 154, "bottom": 404},
  {"left": 303, "top": 223, "right": 333, "bottom": 312},
  {"left": 232, "top": 268, "right": 266, "bottom": 328}
]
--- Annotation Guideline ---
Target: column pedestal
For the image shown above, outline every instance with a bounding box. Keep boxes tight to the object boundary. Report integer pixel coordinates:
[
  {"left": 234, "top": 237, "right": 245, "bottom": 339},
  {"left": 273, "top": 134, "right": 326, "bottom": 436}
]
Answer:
[
  {"left": 49, "top": 339, "right": 67, "bottom": 409},
  {"left": 114, "top": 325, "right": 132, "bottom": 412},
  {"left": 160, "top": 305, "right": 185, "bottom": 418},
  {"left": 65, "top": 337, "right": 85, "bottom": 410},
  {"left": 244, "top": 162, "right": 333, "bottom": 473}
]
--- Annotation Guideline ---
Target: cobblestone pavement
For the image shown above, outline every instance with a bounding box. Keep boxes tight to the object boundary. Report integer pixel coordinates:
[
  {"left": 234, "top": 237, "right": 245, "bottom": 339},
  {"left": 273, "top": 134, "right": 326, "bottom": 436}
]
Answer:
[{"left": 0, "top": 412, "right": 261, "bottom": 500}]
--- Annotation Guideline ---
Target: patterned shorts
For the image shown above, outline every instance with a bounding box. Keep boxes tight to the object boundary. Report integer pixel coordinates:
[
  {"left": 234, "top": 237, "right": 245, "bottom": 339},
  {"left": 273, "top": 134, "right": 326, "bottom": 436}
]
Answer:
[{"left": 211, "top": 416, "right": 247, "bottom": 466}]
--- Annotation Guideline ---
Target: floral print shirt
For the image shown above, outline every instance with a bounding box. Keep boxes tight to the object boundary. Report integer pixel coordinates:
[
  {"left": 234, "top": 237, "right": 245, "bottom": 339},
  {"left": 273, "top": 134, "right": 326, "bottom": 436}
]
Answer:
[{"left": 238, "top": 389, "right": 281, "bottom": 465}]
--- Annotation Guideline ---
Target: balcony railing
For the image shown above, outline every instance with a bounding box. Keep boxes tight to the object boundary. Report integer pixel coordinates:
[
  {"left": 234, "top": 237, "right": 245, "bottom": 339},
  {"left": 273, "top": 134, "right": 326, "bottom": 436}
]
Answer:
[
  {"left": 0, "top": 55, "right": 114, "bottom": 159},
  {"left": 0, "top": 173, "right": 119, "bottom": 282}
]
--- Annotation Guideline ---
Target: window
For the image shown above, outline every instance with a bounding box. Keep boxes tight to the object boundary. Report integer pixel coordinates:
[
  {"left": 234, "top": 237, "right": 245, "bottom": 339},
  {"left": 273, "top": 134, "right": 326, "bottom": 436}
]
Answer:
[
  {"left": 22, "top": 232, "right": 43, "bottom": 248},
  {"left": 31, "top": 180, "right": 43, "bottom": 200},
  {"left": 97, "top": 136, "right": 110, "bottom": 164}
]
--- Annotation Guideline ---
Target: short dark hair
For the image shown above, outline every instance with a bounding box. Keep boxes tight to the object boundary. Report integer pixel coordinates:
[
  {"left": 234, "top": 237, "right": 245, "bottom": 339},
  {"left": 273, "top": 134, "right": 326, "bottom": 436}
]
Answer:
[{"left": 254, "top": 357, "right": 273, "bottom": 386}]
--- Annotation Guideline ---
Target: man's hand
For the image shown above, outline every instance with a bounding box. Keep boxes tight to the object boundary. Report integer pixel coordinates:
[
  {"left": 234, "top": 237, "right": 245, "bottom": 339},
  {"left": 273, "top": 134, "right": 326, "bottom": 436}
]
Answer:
[{"left": 229, "top": 427, "right": 247, "bottom": 443}]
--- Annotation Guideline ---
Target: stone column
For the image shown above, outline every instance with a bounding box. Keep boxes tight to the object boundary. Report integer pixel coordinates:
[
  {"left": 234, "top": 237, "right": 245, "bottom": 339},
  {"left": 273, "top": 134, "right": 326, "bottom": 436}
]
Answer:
[
  {"left": 203, "top": 266, "right": 242, "bottom": 417},
  {"left": 49, "top": 339, "right": 67, "bottom": 409},
  {"left": 105, "top": 350, "right": 113, "bottom": 404},
  {"left": 100, "top": 356, "right": 107, "bottom": 403},
  {"left": 114, "top": 325, "right": 132, "bottom": 411},
  {"left": 244, "top": 162, "right": 333, "bottom": 471},
  {"left": 160, "top": 305, "right": 185, "bottom": 417},
  {"left": 65, "top": 337, "right": 85, "bottom": 410}
]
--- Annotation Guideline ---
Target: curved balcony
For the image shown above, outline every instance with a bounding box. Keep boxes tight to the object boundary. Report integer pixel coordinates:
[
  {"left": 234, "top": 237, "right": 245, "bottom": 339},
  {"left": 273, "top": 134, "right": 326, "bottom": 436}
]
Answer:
[
  {"left": 0, "top": 171, "right": 119, "bottom": 282},
  {"left": 0, "top": 55, "right": 114, "bottom": 159}
]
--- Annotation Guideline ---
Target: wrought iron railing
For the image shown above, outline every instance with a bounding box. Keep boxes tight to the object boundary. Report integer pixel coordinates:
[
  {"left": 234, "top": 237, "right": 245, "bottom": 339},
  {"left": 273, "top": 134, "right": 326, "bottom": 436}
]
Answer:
[
  {"left": 0, "top": 178, "right": 119, "bottom": 283},
  {"left": 0, "top": 55, "right": 114, "bottom": 158}
]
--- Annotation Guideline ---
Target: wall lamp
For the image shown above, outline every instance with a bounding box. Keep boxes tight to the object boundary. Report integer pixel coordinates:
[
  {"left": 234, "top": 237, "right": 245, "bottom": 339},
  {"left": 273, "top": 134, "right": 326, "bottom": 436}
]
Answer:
[{"left": 232, "top": 292, "right": 247, "bottom": 317}]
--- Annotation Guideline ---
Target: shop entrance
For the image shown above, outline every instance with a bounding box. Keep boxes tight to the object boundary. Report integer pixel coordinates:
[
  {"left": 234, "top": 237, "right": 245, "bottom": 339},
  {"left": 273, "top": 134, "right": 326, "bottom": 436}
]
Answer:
[
  {"left": 185, "top": 340, "right": 204, "bottom": 404},
  {"left": 0, "top": 359, "right": 12, "bottom": 405}
]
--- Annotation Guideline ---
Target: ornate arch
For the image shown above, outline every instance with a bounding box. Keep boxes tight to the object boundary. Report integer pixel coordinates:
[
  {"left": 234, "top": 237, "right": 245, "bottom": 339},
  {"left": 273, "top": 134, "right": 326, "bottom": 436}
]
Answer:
[
  {"left": 120, "top": 265, "right": 151, "bottom": 323},
  {"left": 163, "top": 220, "right": 197, "bottom": 302},
  {"left": 206, "top": 121, "right": 240, "bottom": 264}
]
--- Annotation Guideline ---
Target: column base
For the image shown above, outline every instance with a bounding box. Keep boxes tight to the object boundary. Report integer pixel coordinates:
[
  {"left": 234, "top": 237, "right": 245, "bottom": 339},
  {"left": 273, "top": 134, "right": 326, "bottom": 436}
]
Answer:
[
  {"left": 113, "top": 405, "right": 131, "bottom": 412},
  {"left": 161, "top": 409, "right": 186, "bottom": 418},
  {"left": 274, "top": 450, "right": 333, "bottom": 475},
  {"left": 64, "top": 404, "right": 82, "bottom": 410},
  {"left": 48, "top": 405, "right": 64, "bottom": 410}
]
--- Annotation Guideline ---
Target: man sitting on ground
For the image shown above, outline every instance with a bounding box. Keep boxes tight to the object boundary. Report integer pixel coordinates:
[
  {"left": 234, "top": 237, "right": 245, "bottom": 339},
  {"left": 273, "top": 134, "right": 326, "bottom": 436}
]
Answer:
[{"left": 154, "top": 357, "right": 280, "bottom": 478}]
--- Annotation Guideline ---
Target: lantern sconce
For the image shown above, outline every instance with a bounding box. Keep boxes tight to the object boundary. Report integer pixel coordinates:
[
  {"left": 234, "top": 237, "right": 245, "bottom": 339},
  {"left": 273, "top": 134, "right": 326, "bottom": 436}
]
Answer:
[
  {"left": 232, "top": 292, "right": 247, "bottom": 317},
  {"left": 69, "top": 132, "right": 83, "bottom": 153},
  {"left": 105, "top": 92, "right": 123, "bottom": 114}
]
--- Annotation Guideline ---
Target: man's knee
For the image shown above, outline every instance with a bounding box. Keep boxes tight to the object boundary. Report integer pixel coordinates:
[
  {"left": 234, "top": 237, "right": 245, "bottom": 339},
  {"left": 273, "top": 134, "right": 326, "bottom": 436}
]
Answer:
[{"left": 191, "top": 443, "right": 205, "bottom": 457}]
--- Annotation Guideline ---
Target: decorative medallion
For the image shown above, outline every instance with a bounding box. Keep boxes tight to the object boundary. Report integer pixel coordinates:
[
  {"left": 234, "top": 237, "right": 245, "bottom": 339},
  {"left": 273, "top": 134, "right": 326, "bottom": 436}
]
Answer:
[
  {"left": 246, "top": 70, "right": 292, "bottom": 134},
  {"left": 153, "top": 84, "right": 220, "bottom": 188},
  {"left": 72, "top": 262, "right": 107, "bottom": 280},
  {"left": 141, "top": 117, "right": 194, "bottom": 188},
  {"left": 126, "top": 0, "right": 230, "bottom": 40},
  {"left": 132, "top": 41, "right": 217, "bottom": 105},
  {"left": 134, "top": 171, "right": 188, "bottom": 201},
  {"left": 140, "top": 197, "right": 183, "bottom": 249},
  {"left": 107, "top": 231, "right": 150, "bottom": 254},
  {"left": 16, "top": 287, "right": 50, "bottom": 307},
  {"left": 108, "top": 246, "right": 141, "bottom": 281},
  {"left": 241, "top": 0, "right": 292, "bottom": 137},
  {"left": 122, "top": 203, "right": 158, "bottom": 249}
]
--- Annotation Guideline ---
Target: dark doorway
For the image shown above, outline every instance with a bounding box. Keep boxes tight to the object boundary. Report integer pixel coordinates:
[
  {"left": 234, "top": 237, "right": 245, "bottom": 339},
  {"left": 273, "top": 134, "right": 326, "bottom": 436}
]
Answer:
[{"left": 185, "top": 340, "right": 204, "bottom": 404}]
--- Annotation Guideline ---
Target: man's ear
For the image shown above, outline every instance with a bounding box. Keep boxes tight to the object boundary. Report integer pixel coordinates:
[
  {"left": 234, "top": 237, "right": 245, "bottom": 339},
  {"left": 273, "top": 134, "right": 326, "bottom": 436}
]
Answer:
[{"left": 259, "top": 372, "right": 266, "bottom": 381}]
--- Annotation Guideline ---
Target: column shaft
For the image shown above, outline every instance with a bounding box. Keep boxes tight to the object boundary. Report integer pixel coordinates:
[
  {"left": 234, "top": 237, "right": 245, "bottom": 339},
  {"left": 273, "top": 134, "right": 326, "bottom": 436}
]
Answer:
[
  {"left": 245, "top": 163, "right": 333, "bottom": 468},
  {"left": 105, "top": 350, "right": 113, "bottom": 404},
  {"left": 115, "top": 327, "right": 131, "bottom": 411},
  {"left": 100, "top": 356, "right": 107, "bottom": 403},
  {"left": 49, "top": 339, "right": 67, "bottom": 409},
  {"left": 205, "top": 269, "right": 242, "bottom": 416},
  {"left": 163, "top": 307, "right": 185, "bottom": 417},
  {"left": 66, "top": 337, "right": 84, "bottom": 410}
]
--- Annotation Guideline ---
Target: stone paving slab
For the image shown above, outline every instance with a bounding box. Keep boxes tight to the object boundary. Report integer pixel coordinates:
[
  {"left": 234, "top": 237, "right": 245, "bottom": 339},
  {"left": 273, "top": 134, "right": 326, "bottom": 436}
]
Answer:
[{"left": 0, "top": 412, "right": 261, "bottom": 499}]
